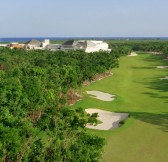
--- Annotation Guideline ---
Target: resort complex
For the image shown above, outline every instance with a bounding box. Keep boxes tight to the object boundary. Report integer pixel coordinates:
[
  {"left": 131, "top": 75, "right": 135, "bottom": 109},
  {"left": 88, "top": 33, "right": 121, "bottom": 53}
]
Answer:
[{"left": 0, "top": 39, "right": 111, "bottom": 53}]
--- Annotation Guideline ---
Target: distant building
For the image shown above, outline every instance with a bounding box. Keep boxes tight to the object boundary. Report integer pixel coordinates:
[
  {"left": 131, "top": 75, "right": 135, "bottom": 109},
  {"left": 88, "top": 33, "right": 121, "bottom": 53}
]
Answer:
[
  {"left": 8, "top": 42, "right": 25, "bottom": 49},
  {"left": 0, "top": 44, "right": 8, "bottom": 47},
  {"left": 41, "top": 39, "right": 50, "bottom": 48},
  {"left": 62, "top": 40, "right": 87, "bottom": 50},
  {"left": 25, "top": 39, "right": 50, "bottom": 50},
  {"left": 61, "top": 40, "right": 111, "bottom": 53},
  {"left": 85, "top": 40, "right": 111, "bottom": 53},
  {"left": 3, "top": 39, "right": 111, "bottom": 52},
  {"left": 46, "top": 44, "right": 61, "bottom": 51},
  {"left": 25, "top": 39, "right": 42, "bottom": 49}
]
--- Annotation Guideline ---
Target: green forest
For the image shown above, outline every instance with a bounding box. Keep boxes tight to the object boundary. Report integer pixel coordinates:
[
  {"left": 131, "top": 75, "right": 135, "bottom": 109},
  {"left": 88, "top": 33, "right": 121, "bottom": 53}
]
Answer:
[
  {"left": 0, "top": 46, "right": 129, "bottom": 162},
  {"left": 107, "top": 39, "right": 168, "bottom": 55},
  {"left": 0, "top": 40, "right": 168, "bottom": 162}
]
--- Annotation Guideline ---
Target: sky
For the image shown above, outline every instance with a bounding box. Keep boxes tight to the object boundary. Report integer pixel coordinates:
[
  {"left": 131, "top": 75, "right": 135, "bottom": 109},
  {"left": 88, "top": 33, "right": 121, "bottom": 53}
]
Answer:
[{"left": 0, "top": 0, "right": 168, "bottom": 37}]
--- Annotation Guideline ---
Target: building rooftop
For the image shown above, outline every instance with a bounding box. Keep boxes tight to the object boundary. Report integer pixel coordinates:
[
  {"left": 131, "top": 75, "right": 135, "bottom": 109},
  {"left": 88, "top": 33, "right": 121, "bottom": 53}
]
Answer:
[{"left": 25, "top": 39, "right": 41, "bottom": 46}]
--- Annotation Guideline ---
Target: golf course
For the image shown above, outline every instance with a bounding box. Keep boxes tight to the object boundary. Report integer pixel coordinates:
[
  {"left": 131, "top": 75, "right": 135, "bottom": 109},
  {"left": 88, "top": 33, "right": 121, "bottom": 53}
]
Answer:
[{"left": 71, "top": 53, "right": 168, "bottom": 162}]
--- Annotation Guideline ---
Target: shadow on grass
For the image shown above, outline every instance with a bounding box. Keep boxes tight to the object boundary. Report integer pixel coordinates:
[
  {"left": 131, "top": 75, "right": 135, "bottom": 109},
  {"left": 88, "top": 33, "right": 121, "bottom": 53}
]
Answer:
[
  {"left": 143, "top": 92, "right": 168, "bottom": 103},
  {"left": 141, "top": 54, "right": 167, "bottom": 64},
  {"left": 149, "top": 78, "right": 168, "bottom": 93},
  {"left": 130, "top": 112, "right": 168, "bottom": 132},
  {"left": 143, "top": 77, "right": 168, "bottom": 102},
  {"left": 131, "top": 66, "right": 155, "bottom": 70}
]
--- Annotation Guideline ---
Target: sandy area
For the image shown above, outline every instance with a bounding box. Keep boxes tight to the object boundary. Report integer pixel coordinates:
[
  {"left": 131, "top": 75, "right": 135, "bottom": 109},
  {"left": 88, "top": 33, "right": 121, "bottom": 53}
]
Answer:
[
  {"left": 128, "top": 52, "right": 138, "bottom": 56},
  {"left": 86, "top": 90, "right": 115, "bottom": 101},
  {"left": 160, "top": 76, "right": 168, "bottom": 80},
  {"left": 157, "top": 66, "right": 168, "bottom": 69},
  {"left": 85, "top": 109, "right": 129, "bottom": 130}
]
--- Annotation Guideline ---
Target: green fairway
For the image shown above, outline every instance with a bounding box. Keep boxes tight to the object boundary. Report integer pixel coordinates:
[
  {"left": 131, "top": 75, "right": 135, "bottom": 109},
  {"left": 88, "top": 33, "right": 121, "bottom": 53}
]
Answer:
[{"left": 71, "top": 54, "right": 168, "bottom": 162}]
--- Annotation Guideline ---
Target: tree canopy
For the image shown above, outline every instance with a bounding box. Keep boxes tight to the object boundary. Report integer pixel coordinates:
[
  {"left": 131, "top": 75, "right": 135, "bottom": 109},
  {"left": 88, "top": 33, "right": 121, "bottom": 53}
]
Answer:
[{"left": 0, "top": 47, "right": 127, "bottom": 162}]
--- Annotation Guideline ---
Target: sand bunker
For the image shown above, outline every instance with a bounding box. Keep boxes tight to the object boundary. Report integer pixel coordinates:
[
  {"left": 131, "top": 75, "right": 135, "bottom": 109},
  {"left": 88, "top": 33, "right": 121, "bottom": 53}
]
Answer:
[
  {"left": 128, "top": 52, "right": 138, "bottom": 56},
  {"left": 86, "top": 91, "right": 115, "bottom": 101},
  {"left": 160, "top": 76, "right": 168, "bottom": 80},
  {"left": 157, "top": 66, "right": 168, "bottom": 69},
  {"left": 85, "top": 109, "right": 129, "bottom": 130}
]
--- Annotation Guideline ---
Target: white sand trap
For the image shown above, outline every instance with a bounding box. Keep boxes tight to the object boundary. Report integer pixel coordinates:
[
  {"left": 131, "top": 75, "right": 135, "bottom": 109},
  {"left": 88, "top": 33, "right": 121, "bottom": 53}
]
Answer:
[
  {"left": 160, "top": 76, "right": 168, "bottom": 80},
  {"left": 157, "top": 66, "right": 168, "bottom": 69},
  {"left": 85, "top": 109, "right": 129, "bottom": 130},
  {"left": 86, "top": 90, "right": 115, "bottom": 101},
  {"left": 128, "top": 52, "right": 138, "bottom": 56}
]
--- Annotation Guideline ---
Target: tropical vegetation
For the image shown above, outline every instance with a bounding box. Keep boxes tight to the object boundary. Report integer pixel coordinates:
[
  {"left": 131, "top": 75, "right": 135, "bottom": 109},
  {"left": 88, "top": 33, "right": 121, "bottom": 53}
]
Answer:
[{"left": 0, "top": 47, "right": 127, "bottom": 161}]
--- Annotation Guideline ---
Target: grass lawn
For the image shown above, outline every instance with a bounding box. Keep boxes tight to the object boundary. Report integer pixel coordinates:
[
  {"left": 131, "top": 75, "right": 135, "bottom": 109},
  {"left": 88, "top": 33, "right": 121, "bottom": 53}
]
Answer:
[{"left": 70, "top": 53, "right": 168, "bottom": 162}]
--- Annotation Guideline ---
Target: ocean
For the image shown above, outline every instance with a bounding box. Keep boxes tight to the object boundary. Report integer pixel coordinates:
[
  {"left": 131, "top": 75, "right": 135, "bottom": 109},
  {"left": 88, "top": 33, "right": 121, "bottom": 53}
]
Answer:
[{"left": 0, "top": 37, "right": 168, "bottom": 42}]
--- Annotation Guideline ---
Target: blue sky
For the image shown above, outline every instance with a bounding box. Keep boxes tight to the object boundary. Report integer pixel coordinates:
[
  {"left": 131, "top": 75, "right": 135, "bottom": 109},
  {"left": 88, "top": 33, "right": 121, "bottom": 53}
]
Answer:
[{"left": 0, "top": 0, "right": 168, "bottom": 37}]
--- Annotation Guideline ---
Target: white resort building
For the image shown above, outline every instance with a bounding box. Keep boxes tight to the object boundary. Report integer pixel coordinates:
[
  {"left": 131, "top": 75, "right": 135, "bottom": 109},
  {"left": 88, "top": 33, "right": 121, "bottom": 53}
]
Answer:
[
  {"left": 25, "top": 39, "right": 50, "bottom": 50},
  {"left": 62, "top": 40, "right": 111, "bottom": 53}
]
